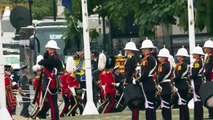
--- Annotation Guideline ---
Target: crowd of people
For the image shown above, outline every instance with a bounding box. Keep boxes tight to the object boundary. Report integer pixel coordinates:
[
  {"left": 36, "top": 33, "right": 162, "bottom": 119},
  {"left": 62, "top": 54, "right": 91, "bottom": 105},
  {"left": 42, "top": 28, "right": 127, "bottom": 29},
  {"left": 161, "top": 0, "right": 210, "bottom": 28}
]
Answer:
[{"left": 3, "top": 38, "right": 213, "bottom": 120}]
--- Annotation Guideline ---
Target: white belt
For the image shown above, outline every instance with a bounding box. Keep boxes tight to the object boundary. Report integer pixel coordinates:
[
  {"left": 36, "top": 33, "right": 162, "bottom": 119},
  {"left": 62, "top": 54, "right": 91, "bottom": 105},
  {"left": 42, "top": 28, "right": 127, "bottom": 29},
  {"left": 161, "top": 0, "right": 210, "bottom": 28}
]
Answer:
[{"left": 160, "top": 79, "right": 171, "bottom": 83}]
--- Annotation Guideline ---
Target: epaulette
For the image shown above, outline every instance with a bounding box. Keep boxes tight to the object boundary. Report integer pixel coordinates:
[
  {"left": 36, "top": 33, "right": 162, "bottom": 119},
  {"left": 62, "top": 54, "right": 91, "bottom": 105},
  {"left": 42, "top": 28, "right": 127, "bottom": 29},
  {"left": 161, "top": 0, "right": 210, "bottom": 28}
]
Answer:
[{"left": 158, "top": 64, "right": 163, "bottom": 73}]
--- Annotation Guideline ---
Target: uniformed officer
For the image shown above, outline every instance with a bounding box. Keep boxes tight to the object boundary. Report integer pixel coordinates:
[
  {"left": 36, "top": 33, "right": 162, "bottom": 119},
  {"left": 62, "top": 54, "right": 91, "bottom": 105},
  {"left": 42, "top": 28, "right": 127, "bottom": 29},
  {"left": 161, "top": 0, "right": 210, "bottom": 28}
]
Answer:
[
  {"left": 190, "top": 45, "right": 205, "bottom": 120},
  {"left": 123, "top": 41, "right": 139, "bottom": 120},
  {"left": 203, "top": 39, "right": 213, "bottom": 118},
  {"left": 38, "top": 40, "right": 63, "bottom": 120},
  {"left": 139, "top": 38, "right": 157, "bottom": 120},
  {"left": 32, "top": 64, "right": 43, "bottom": 108},
  {"left": 60, "top": 72, "right": 71, "bottom": 117},
  {"left": 60, "top": 56, "right": 75, "bottom": 117},
  {"left": 20, "top": 64, "right": 30, "bottom": 117},
  {"left": 66, "top": 70, "right": 82, "bottom": 116},
  {"left": 99, "top": 56, "right": 117, "bottom": 114},
  {"left": 98, "top": 52, "right": 107, "bottom": 103},
  {"left": 4, "top": 65, "right": 17, "bottom": 116},
  {"left": 174, "top": 47, "right": 190, "bottom": 120},
  {"left": 113, "top": 65, "right": 125, "bottom": 94},
  {"left": 156, "top": 47, "right": 173, "bottom": 120}
]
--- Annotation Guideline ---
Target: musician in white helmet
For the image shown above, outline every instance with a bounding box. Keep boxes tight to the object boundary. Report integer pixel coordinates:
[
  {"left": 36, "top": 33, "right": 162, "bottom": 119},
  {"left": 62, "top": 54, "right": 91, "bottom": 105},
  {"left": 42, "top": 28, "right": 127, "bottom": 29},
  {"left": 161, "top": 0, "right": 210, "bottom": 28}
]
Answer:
[
  {"left": 139, "top": 38, "right": 157, "bottom": 120},
  {"left": 38, "top": 40, "right": 63, "bottom": 120},
  {"left": 156, "top": 47, "right": 173, "bottom": 120},
  {"left": 189, "top": 45, "right": 205, "bottom": 120},
  {"left": 123, "top": 41, "right": 140, "bottom": 120},
  {"left": 203, "top": 39, "right": 213, "bottom": 119},
  {"left": 173, "top": 47, "right": 190, "bottom": 120}
]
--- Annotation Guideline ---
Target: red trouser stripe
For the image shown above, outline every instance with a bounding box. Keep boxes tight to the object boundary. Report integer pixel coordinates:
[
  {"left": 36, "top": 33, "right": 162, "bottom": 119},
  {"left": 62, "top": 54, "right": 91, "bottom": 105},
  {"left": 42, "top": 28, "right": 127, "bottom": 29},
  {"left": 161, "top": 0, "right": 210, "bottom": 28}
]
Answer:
[
  {"left": 133, "top": 107, "right": 139, "bottom": 120},
  {"left": 104, "top": 94, "right": 115, "bottom": 113},
  {"left": 48, "top": 93, "right": 57, "bottom": 120}
]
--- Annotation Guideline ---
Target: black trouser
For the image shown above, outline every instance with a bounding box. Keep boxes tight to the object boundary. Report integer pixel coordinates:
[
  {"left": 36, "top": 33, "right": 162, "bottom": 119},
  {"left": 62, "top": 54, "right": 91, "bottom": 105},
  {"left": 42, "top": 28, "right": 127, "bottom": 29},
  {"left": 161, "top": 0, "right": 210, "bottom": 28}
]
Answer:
[
  {"left": 39, "top": 89, "right": 59, "bottom": 120},
  {"left": 60, "top": 95, "right": 71, "bottom": 117},
  {"left": 194, "top": 86, "right": 203, "bottom": 120},
  {"left": 102, "top": 93, "right": 115, "bottom": 113},
  {"left": 178, "top": 90, "right": 189, "bottom": 120},
  {"left": 161, "top": 94, "right": 171, "bottom": 120},
  {"left": 145, "top": 90, "right": 156, "bottom": 120},
  {"left": 67, "top": 95, "right": 83, "bottom": 116},
  {"left": 131, "top": 107, "right": 139, "bottom": 120},
  {"left": 20, "top": 95, "right": 30, "bottom": 116}
]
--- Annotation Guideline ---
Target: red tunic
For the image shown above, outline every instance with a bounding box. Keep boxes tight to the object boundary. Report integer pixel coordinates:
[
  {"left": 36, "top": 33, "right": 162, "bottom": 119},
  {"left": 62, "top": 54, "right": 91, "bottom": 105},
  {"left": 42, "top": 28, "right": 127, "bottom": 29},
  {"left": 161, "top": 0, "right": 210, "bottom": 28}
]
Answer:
[
  {"left": 5, "top": 75, "right": 16, "bottom": 115},
  {"left": 68, "top": 75, "right": 80, "bottom": 88},
  {"left": 60, "top": 73, "right": 70, "bottom": 95},
  {"left": 60, "top": 73, "right": 73, "bottom": 101},
  {"left": 32, "top": 76, "right": 42, "bottom": 106},
  {"left": 99, "top": 71, "right": 116, "bottom": 94}
]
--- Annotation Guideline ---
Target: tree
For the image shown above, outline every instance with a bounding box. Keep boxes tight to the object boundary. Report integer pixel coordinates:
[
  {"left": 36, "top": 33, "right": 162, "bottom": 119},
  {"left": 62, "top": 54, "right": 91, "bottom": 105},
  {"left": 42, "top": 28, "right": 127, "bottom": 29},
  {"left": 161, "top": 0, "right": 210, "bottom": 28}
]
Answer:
[
  {"left": 104, "top": 0, "right": 187, "bottom": 37},
  {"left": 31, "top": 0, "right": 54, "bottom": 20},
  {"left": 195, "top": 0, "right": 213, "bottom": 35},
  {"left": 0, "top": 0, "right": 54, "bottom": 20}
]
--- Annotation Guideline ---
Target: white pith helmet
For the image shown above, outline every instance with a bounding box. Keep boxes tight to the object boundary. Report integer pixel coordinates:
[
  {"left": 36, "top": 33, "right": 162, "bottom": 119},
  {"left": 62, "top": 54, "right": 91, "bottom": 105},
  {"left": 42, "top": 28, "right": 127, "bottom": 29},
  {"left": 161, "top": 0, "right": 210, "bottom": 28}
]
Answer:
[
  {"left": 45, "top": 40, "right": 60, "bottom": 49},
  {"left": 140, "top": 37, "right": 156, "bottom": 49},
  {"left": 66, "top": 56, "right": 76, "bottom": 73},
  {"left": 203, "top": 38, "right": 213, "bottom": 48},
  {"left": 157, "top": 47, "right": 170, "bottom": 58},
  {"left": 124, "top": 41, "right": 139, "bottom": 51},
  {"left": 176, "top": 46, "right": 189, "bottom": 57},
  {"left": 192, "top": 45, "right": 205, "bottom": 55},
  {"left": 98, "top": 52, "right": 107, "bottom": 70},
  {"left": 32, "top": 64, "right": 42, "bottom": 72}
]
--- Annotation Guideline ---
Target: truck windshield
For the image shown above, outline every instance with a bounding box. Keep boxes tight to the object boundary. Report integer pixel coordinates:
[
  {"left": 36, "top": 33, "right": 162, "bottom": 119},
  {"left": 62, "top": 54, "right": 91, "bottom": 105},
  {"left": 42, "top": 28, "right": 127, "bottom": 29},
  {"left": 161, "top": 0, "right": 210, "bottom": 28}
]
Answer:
[{"left": 34, "top": 26, "right": 67, "bottom": 60}]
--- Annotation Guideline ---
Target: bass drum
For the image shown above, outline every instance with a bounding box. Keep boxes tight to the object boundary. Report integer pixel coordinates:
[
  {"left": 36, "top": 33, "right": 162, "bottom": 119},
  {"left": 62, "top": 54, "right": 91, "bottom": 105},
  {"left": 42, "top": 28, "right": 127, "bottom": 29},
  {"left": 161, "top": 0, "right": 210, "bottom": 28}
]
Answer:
[{"left": 199, "top": 81, "right": 213, "bottom": 108}]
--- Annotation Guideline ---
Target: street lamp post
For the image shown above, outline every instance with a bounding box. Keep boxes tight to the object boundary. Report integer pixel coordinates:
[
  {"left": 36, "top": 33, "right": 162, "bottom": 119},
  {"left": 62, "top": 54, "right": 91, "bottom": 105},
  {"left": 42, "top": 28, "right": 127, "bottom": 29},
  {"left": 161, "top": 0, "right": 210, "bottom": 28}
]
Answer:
[
  {"left": 53, "top": 0, "right": 56, "bottom": 21},
  {"left": 187, "top": 0, "right": 196, "bottom": 63},
  {"left": 28, "top": 0, "right": 33, "bottom": 25},
  {"left": 81, "top": 0, "right": 99, "bottom": 115}
]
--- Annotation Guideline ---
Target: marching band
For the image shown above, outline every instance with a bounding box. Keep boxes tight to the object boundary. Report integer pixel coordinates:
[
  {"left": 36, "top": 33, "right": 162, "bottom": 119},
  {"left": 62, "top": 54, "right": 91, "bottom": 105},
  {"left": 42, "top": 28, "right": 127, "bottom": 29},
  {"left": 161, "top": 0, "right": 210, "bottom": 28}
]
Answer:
[{"left": 4, "top": 38, "right": 213, "bottom": 120}]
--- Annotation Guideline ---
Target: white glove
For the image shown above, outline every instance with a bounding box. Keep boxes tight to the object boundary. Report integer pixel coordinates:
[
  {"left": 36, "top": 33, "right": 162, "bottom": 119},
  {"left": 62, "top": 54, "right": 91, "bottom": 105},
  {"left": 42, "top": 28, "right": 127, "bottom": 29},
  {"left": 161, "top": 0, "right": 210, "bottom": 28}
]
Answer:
[
  {"left": 52, "top": 68, "right": 57, "bottom": 75},
  {"left": 172, "top": 86, "right": 178, "bottom": 93},
  {"left": 132, "top": 79, "right": 136, "bottom": 85},
  {"left": 12, "top": 82, "right": 17, "bottom": 86},
  {"left": 115, "top": 83, "right": 120, "bottom": 87},
  {"left": 157, "top": 85, "right": 162, "bottom": 92}
]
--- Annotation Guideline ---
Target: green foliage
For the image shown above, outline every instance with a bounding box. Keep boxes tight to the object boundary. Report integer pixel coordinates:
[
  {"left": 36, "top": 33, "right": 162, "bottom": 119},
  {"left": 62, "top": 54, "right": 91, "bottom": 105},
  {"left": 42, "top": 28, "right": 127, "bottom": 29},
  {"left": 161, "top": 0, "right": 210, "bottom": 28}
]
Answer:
[
  {"left": 64, "top": 0, "right": 213, "bottom": 42},
  {"left": 206, "top": 0, "right": 213, "bottom": 35},
  {"left": 32, "top": 0, "right": 54, "bottom": 20},
  {"left": 89, "top": 28, "right": 99, "bottom": 41},
  {"left": 104, "top": 0, "right": 183, "bottom": 37},
  {"left": 63, "top": 8, "right": 82, "bottom": 48}
]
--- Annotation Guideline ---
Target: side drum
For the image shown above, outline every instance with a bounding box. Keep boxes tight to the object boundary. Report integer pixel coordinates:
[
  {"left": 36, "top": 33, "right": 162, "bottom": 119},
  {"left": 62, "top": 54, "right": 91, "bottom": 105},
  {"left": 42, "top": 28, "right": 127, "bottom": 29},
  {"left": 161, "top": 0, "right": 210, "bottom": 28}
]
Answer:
[
  {"left": 199, "top": 81, "right": 213, "bottom": 108},
  {"left": 123, "top": 84, "right": 144, "bottom": 108}
]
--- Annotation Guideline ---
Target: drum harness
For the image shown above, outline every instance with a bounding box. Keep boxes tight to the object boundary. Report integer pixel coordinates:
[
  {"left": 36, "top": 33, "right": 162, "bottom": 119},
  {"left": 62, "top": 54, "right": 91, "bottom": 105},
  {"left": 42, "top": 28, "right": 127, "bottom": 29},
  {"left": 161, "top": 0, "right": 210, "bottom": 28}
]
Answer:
[
  {"left": 159, "top": 63, "right": 173, "bottom": 109},
  {"left": 140, "top": 60, "right": 157, "bottom": 109},
  {"left": 190, "top": 63, "right": 205, "bottom": 102},
  {"left": 177, "top": 65, "right": 190, "bottom": 105}
]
